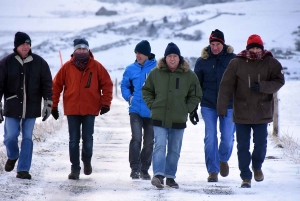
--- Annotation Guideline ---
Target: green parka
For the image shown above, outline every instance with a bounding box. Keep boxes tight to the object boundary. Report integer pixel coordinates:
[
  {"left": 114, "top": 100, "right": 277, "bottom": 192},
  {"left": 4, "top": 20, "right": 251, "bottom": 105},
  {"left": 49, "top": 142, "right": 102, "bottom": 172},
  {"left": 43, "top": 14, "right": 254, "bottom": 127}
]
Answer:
[{"left": 142, "top": 58, "right": 202, "bottom": 129}]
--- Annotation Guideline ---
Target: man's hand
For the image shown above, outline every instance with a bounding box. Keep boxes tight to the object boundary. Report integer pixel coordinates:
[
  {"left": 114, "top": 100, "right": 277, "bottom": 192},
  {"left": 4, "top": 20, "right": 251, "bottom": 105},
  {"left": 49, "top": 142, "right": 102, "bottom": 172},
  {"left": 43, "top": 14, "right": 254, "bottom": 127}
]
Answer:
[
  {"left": 189, "top": 107, "right": 199, "bottom": 125},
  {"left": 251, "top": 82, "right": 260, "bottom": 92},
  {"left": 51, "top": 107, "right": 59, "bottom": 120},
  {"left": 100, "top": 105, "right": 110, "bottom": 115},
  {"left": 0, "top": 102, "right": 3, "bottom": 124},
  {"left": 42, "top": 99, "right": 52, "bottom": 121}
]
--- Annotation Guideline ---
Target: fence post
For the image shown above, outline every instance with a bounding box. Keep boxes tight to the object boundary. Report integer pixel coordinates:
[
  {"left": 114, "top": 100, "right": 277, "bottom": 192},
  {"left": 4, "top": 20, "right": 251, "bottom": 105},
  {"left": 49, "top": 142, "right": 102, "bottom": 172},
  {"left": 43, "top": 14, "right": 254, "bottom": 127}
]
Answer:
[
  {"left": 115, "top": 78, "right": 118, "bottom": 97},
  {"left": 273, "top": 92, "right": 279, "bottom": 137}
]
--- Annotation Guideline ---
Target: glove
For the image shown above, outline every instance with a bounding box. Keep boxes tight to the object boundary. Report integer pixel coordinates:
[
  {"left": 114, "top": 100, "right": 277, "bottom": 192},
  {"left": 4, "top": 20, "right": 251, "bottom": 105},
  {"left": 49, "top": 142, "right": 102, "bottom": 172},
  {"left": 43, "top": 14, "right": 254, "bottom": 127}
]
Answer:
[
  {"left": 42, "top": 99, "right": 52, "bottom": 121},
  {"left": 0, "top": 102, "right": 3, "bottom": 124},
  {"left": 219, "top": 115, "right": 227, "bottom": 119},
  {"left": 51, "top": 107, "right": 59, "bottom": 120},
  {"left": 100, "top": 105, "right": 110, "bottom": 115},
  {"left": 189, "top": 106, "right": 199, "bottom": 125},
  {"left": 251, "top": 82, "right": 260, "bottom": 92}
]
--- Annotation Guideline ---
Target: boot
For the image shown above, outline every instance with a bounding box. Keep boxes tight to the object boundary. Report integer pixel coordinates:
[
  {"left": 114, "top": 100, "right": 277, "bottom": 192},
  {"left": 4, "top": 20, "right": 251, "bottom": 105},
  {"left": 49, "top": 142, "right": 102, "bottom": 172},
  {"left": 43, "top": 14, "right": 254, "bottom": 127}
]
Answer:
[
  {"left": 151, "top": 175, "right": 164, "bottom": 189},
  {"left": 130, "top": 169, "right": 140, "bottom": 179},
  {"left": 140, "top": 170, "right": 151, "bottom": 180},
  {"left": 166, "top": 178, "right": 179, "bottom": 189},
  {"left": 241, "top": 179, "right": 251, "bottom": 188},
  {"left": 207, "top": 172, "right": 218, "bottom": 182},
  {"left": 5, "top": 158, "right": 18, "bottom": 172},
  {"left": 220, "top": 161, "right": 229, "bottom": 177},
  {"left": 16, "top": 171, "right": 31, "bottom": 180},
  {"left": 252, "top": 167, "right": 264, "bottom": 182},
  {"left": 68, "top": 170, "right": 80, "bottom": 180},
  {"left": 84, "top": 163, "right": 92, "bottom": 175}
]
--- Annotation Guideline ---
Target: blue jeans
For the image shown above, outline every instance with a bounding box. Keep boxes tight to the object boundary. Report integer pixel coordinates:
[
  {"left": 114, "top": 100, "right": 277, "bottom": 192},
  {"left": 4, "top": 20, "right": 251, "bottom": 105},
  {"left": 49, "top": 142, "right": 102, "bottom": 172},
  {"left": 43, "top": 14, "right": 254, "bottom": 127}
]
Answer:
[
  {"left": 3, "top": 117, "right": 36, "bottom": 172},
  {"left": 152, "top": 126, "right": 184, "bottom": 179},
  {"left": 129, "top": 113, "right": 154, "bottom": 171},
  {"left": 201, "top": 107, "right": 235, "bottom": 173},
  {"left": 67, "top": 115, "right": 95, "bottom": 171},
  {"left": 235, "top": 123, "right": 268, "bottom": 180}
]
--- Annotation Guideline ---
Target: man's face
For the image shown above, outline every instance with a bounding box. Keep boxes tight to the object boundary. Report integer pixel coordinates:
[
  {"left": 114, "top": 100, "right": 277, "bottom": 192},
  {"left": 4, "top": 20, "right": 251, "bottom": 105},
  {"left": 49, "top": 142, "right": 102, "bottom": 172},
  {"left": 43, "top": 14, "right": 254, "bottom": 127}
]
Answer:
[
  {"left": 249, "top": 47, "right": 262, "bottom": 53},
  {"left": 135, "top": 52, "right": 148, "bottom": 65},
  {"left": 166, "top": 54, "right": 180, "bottom": 72},
  {"left": 210, "top": 41, "right": 223, "bottom": 55},
  {"left": 16, "top": 43, "right": 30, "bottom": 58}
]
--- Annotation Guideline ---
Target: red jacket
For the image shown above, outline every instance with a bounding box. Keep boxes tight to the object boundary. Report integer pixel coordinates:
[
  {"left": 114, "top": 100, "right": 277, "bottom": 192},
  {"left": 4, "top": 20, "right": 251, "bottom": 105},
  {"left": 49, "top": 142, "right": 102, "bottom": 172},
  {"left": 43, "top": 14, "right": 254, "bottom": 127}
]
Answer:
[{"left": 52, "top": 52, "right": 113, "bottom": 116}]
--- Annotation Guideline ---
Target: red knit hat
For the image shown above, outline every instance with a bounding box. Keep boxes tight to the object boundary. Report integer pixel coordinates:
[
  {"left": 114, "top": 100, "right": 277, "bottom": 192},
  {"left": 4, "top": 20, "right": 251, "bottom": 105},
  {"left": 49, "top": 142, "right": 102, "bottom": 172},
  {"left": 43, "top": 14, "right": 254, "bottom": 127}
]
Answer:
[{"left": 246, "top": 34, "right": 264, "bottom": 50}]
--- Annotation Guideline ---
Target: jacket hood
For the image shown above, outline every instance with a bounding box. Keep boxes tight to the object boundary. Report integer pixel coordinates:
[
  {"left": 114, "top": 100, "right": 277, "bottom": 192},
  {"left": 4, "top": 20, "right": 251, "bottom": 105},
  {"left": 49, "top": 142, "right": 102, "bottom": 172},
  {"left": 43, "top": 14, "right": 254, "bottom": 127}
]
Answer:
[
  {"left": 156, "top": 57, "right": 190, "bottom": 72},
  {"left": 201, "top": 44, "right": 234, "bottom": 60}
]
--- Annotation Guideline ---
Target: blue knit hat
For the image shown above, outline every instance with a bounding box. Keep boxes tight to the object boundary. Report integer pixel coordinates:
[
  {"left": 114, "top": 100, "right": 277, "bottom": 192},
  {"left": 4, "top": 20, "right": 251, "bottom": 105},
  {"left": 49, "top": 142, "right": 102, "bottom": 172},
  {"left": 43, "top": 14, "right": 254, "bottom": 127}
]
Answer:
[
  {"left": 134, "top": 40, "right": 151, "bottom": 56},
  {"left": 74, "top": 38, "right": 89, "bottom": 51},
  {"left": 164, "top": 42, "right": 181, "bottom": 57}
]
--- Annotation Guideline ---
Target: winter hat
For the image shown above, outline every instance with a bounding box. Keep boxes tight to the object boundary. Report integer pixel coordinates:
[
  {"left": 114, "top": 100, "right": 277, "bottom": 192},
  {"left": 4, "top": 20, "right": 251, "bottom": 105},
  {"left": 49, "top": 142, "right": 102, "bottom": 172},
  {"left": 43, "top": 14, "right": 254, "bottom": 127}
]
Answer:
[
  {"left": 14, "top": 32, "right": 31, "bottom": 48},
  {"left": 209, "top": 29, "right": 225, "bottom": 45},
  {"left": 74, "top": 38, "right": 89, "bottom": 51},
  {"left": 134, "top": 40, "right": 151, "bottom": 56},
  {"left": 164, "top": 42, "right": 181, "bottom": 57},
  {"left": 246, "top": 34, "right": 264, "bottom": 50}
]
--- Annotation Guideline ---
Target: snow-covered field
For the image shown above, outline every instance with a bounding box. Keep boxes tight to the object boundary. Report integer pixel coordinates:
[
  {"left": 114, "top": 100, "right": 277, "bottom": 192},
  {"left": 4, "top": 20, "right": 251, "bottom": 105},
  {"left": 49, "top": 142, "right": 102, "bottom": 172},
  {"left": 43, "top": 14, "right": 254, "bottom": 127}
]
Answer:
[{"left": 0, "top": 0, "right": 299, "bottom": 200}]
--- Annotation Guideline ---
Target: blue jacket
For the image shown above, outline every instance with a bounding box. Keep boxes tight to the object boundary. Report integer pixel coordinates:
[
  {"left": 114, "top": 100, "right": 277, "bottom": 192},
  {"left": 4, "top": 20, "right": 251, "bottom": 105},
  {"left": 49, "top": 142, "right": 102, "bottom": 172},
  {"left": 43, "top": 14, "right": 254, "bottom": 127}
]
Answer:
[
  {"left": 121, "top": 53, "right": 157, "bottom": 117},
  {"left": 194, "top": 45, "right": 235, "bottom": 109}
]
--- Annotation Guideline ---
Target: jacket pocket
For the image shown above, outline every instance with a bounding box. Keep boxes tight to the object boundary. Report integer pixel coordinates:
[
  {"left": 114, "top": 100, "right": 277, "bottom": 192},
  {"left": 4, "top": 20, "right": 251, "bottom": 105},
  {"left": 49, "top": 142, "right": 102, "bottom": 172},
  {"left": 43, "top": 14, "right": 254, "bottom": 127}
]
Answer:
[
  {"left": 234, "top": 101, "right": 248, "bottom": 120},
  {"left": 260, "top": 101, "right": 273, "bottom": 119}
]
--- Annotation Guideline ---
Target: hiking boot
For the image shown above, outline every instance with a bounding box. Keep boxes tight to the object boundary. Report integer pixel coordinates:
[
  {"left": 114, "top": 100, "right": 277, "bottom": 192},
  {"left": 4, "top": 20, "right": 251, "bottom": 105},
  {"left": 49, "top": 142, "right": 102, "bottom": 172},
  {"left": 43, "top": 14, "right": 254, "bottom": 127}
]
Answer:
[
  {"left": 151, "top": 175, "right": 164, "bottom": 189},
  {"left": 252, "top": 167, "right": 264, "bottom": 182},
  {"left": 220, "top": 161, "right": 229, "bottom": 177},
  {"left": 84, "top": 163, "right": 92, "bottom": 175},
  {"left": 68, "top": 170, "right": 80, "bottom": 180},
  {"left": 140, "top": 170, "right": 151, "bottom": 180},
  {"left": 207, "top": 172, "right": 218, "bottom": 182},
  {"left": 5, "top": 158, "right": 18, "bottom": 172},
  {"left": 241, "top": 179, "right": 251, "bottom": 188},
  {"left": 16, "top": 171, "right": 31, "bottom": 180},
  {"left": 130, "top": 169, "right": 140, "bottom": 179},
  {"left": 166, "top": 178, "right": 179, "bottom": 189}
]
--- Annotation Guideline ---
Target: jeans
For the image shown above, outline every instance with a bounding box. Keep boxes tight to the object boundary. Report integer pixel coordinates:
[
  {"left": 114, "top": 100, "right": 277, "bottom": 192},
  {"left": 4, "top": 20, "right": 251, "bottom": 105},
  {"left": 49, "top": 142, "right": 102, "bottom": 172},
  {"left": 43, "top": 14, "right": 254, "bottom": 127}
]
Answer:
[
  {"left": 3, "top": 117, "right": 36, "bottom": 172},
  {"left": 129, "top": 113, "right": 154, "bottom": 171},
  {"left": 201, "top": 107, "right": 235, "bottom": 173},
  {"left": 236, "top": 123, "right": 268, "bottom": 180},
  {"left": 152, "top": 126, "right": 184, "bottom": 179},
  {"left": 67, "top": 115, "right": 95, "bottom": 171}
]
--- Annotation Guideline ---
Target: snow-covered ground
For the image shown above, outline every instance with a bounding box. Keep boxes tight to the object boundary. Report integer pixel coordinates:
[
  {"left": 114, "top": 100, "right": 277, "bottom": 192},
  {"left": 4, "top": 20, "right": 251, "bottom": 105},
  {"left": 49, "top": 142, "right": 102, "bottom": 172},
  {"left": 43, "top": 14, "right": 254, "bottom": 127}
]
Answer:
[{"left": 0, "top": 0, "right": 299, "bottom": 200}]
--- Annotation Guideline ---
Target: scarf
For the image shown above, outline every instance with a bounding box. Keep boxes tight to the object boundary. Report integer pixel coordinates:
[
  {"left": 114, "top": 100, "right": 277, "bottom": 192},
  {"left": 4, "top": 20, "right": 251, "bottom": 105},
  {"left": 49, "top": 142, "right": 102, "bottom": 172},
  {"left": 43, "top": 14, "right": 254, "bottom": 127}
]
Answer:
[
  {"left": 73, "top": 52, "right": 89, "bottom": 71},
  {"left": 236, "top": 50, "right": 273, "bottom": 60}
]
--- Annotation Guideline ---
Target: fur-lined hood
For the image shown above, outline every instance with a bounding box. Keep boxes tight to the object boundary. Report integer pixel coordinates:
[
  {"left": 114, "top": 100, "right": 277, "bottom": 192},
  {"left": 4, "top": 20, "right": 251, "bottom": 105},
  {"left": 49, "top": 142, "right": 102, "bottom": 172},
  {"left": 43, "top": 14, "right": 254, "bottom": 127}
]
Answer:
[
  {"left": 201, "top": 45, "right": 234, "bottom": 59},
  {"left": 156, "top": 57, "right": 190, "bottom": 73}
]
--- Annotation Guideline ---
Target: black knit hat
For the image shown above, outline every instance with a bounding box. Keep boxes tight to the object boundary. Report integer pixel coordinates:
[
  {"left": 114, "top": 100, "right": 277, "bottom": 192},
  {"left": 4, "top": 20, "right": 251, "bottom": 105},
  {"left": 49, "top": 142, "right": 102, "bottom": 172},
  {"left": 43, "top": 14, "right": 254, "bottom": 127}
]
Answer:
[
  {"left": 209, "top": 29, "right": 225, "bottom": 45},
  {"left": 14, "top": 32, "right": 31, "bottom": 48},
  {"left": 74, "top": 38, "right": 89, "bottom": 51},
  {"left": 134, "top": 40, "right": 151, "bottom": 57},
  {"left": 164, "top": 42, "right": 181, "bottom": 57}
]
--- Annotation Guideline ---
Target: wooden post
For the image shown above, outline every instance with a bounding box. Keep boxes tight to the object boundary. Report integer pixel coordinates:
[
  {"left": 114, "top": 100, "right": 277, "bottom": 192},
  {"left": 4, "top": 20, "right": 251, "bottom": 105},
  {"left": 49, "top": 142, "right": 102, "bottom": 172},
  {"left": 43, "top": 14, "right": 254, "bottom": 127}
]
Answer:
[
  {"left": 273, "top": 92, "right": 279, "bottom": 137},
  {"left": 115, "top": 78, "right": 118, "bottom": 97}
]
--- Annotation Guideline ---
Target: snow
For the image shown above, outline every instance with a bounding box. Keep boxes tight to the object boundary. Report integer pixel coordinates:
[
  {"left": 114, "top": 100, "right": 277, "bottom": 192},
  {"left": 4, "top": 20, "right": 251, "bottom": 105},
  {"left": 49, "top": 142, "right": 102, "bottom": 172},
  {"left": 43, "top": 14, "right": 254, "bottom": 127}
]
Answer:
[{"left": 0, "top": 0, "right": 300, "bottom": 200}]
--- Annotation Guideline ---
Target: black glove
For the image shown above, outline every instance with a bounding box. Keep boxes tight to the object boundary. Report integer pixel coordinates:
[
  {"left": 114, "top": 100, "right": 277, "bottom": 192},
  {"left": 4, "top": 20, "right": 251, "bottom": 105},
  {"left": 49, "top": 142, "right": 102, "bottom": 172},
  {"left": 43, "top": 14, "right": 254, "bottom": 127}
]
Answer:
[
  {"left": 51, "top": 107, "right": 59, "bottom": 120},
  {"left": 219, "top": 115, "right": 227, "bottom": 119},
  {"left": 0, "top": 102, "right": 3, "bottom": 124},
  {"left": 100, "top": 105, "right": 110, "bottom": 115},
  {"left": 189, "top": 106, "right": 199, "bottom": 125},
  {"left": 251, "top": 82, "right": 260, "bottom": 92},
  {"left": 42, "top": 99, "right": 52, "bottom": 121}
]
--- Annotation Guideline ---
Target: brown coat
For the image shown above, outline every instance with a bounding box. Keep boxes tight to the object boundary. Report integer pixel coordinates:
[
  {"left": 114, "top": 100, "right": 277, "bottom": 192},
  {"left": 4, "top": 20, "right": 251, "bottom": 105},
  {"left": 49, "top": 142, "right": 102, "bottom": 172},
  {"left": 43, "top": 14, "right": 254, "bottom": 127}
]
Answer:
[{"left": 217, "top": 52, "right": 285, "bottom": 124}]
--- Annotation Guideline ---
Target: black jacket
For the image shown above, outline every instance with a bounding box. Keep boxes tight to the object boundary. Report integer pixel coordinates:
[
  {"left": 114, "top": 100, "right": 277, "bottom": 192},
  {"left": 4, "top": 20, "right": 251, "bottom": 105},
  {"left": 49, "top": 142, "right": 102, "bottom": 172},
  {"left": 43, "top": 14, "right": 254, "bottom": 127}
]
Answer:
[{"left": 0, "top": 51, "right": 52, "bottom": 118}]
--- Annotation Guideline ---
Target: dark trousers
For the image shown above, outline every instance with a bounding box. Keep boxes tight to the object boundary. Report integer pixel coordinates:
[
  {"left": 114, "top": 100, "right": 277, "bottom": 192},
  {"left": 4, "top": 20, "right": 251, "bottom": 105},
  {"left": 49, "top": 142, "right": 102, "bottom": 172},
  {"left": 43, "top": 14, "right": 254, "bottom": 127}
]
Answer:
[
  {"left": 235, "top": 123, "right": 268, "bottom": 180},
  {"left": 67, "top": 115, "right": 95, "bottom": 171},
  {"left": 129, "top": 113, "right": 154, "bottom": 171}
]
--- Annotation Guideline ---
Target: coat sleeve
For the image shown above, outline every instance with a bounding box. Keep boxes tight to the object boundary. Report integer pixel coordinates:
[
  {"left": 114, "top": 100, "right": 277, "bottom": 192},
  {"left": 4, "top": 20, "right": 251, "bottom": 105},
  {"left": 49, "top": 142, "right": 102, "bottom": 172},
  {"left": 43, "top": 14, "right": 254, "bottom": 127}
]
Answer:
[
  {"left": 40, "top": 58, "right": 53, "bottom": 101},
  {"left": 120, "top": 67, "right": 132, "bottom": 102},
  {"left": 52, "top": 64, "right": 66, "bottom": 108},
  {"left": 186, "top": 71, "right": 202, "bottom": 113},
  {"left": 142, "top": 70, "right": 155, "bottom": 109},
  {"left": 217, "top": 59, "right": 237, "bottom": 115},
  {"left": 98, "top": 63, "right": 113, "bottom": 107},
  {"left": 259, "top": 57, "right": 285, "bottom": 94},
  {"left": 194, "top": 58, "right": 203, "bottom": 87}
]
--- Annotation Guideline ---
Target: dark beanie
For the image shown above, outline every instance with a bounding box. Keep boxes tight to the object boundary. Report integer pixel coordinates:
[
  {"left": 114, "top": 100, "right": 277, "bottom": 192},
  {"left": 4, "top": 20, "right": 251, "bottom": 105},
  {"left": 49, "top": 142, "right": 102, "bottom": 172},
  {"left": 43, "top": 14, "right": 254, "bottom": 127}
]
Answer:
[
  {"left": 246, "top": 34, "right": 264, "bottom": 50},
  {"left": 74, "top": 38, "right": 89, "bottom": 51},
  {"left": 14, "top": 32, "right": 31, "bottom": 48},
  {"left": 209, "top": 29, "right": 225, "bottom": 45},
  {"left": 134, "top": 40, "right": 151, "bottom": 57},
  {"left": 164, "top": 42, "right": 181, "bottom": 57}
]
